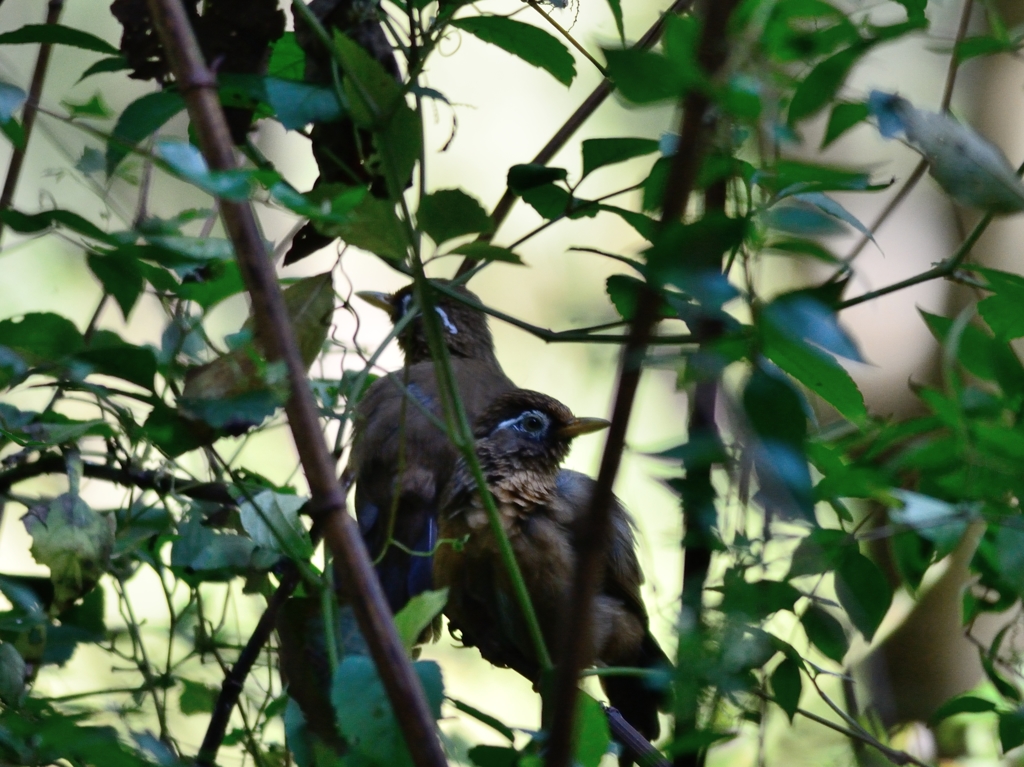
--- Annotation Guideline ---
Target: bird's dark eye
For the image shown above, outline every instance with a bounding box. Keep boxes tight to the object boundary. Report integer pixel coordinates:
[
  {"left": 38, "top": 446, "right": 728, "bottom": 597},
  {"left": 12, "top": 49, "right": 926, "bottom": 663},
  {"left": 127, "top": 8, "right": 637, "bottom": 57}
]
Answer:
[{"left": 521, "top": 414, "right": 546, "bottom": 434}]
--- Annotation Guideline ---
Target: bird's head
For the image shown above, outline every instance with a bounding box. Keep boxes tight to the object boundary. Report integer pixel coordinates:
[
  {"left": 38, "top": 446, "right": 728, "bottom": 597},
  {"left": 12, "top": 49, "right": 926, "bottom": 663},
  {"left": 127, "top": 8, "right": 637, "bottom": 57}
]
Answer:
[
  {"left": 473, "top": 390, "right": 609, "bottom": 474},
  {"left": 357, "top": 280, "right": 496, "bottom": 364}
]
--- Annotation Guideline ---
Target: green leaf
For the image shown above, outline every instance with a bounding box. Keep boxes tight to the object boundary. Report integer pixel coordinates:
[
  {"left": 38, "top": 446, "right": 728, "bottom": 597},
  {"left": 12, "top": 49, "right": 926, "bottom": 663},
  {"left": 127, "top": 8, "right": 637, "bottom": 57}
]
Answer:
[
  {"left": 267, "top": 32, "right": 305, "bottom": 80},
  {"left": 393, "top": 589, "right": 448, "bottom": 652},
  {"left": 333, "top": 31, "right": 403, "bottom": 125},
  {"left": 154, "top": 140, "right": 253, "bottom": 199},
  {"left": 418, "top": 188, "right": 493, "bottom": 244},
  {"left": 450, "top": 242, "right": 522, "bottom": 264},
  {"left": 378, "top": 102, "right": 422, "bottom": 192},
  {"left": 834, "top": 552, "right": 892, "bottom": 641},
  {"left": 448, "top": 698, "right": 515, "bottom": 742},
  {"left": 801, "top": 605, "right": 848, "bottom": 663},
  {"left": 265, "top": 78, "right": 343, "bottom": 130},
  {"left": 332, "top": 656, "right": 444, "bottom": 767},
  {"left": 789, "top": 42, "right": 872, "bottom": 124},
  {"left": 574, "top": 692, "right": 611, "bottom": 767},
  {"left": 179, "top": 679, "right": 219, "bottom": 715},
  {"left": 0, "top": 24, "right": 118, "bottom": 55},
  {"left": 787, "top": 528, "right": 850, "bottom": 579},
  {"left": 469, "top": 746, "right": 519, "bottom": 767},
  {"left": 77, "top": 55, "right": 130, "bottom": 83},
  {"left": 107, "top": 90, "right": 186, "bottom": 175},
  {"left": 930, "top": 695, "right": 997, "bottom": 724},
  {"left": 0, "top": 207, "right": 113, "bottom": 243},
  {"left": 0, "top": 312, "right": 84, "bottom": 363},
  {"left": 976, "top": 267, "right": 1024, "bottom": 339},
  {"left": 175, "top": 262, "right": 246, "bottom": 309},
  {"left": 238, "top": 489, "right": 313, "bottom": 561},
  {"left": 62, "top": 93, "right": 112, "bottom": 119},
  {"left": 1, "top": 116, "right": 25, "bottom": 149},
  {"left": 327, "top": 195, "right": 407, "bottom": 261},
  {"left": 22, "top": 494, "right": 114, "bottom": 612},
  {"left": 720, "top": 571, "right": 801, "bottom": 620},
  {"left": 76, "top": 332, "right": 158, "bottom": 391},
  {"left": 770, "top": 657, "right": 801, "bottom": 721},
  {"left": 0, "top": 80, "right": 26, "bottom": 123},
  {"left": 1001, "top": 709, "right": 1024, "bottom": 752},
  {"left": 0, "top": 642, "right": 25, "bottom": 707},
  {"left": 508, "top": 163, "right": 567, "bottom": 194},
  {"left": 87, "top": 252, "right": 143, "bottom": 320},
  {"left": 453, "top": 16, "right": 576, "bottom": 86},
  {"left": 603, "top": 49, "right": 684, "bottom": 103},
  {"left": 604, "top": 0, "right": 624, "bottom": 42},
  {"left": 763, "top": 293, "right": 861, "bottom": 361},
  {"left": 142, "top": 402, "right": 209, "bottom": 458},
  {"left": 823, "top": 102, "right": 869, "bottom": 147},
  {"left": 762, "top": 323, "right": 867, "bottom": 423},
  {"left": 581, "top": 137, "right": 659, "bottom": 178}
]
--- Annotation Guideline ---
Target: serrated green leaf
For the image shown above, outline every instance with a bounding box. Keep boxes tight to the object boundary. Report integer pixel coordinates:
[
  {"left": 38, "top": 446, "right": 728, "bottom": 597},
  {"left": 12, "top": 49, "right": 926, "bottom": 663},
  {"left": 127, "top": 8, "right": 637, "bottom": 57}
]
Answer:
[
  {"left": 333, "top": 31, "right": 403, "bottom": 125},
  {"left": 418, "top": 188, "right": 492, "bottom": 244},
  {"left": 603, "top": 48, "right": 684, "bottom": 103},
  {"left": 267, "top": 32, "right": 305, "bottom": 80},
  {"left": 326, "top": 195, "right": 407, "bottom": 261},
  {"left": 454, "top": 16, "right": 576, "bottom": 86},
  {"left": 238, "top": 489, "right": 312, "bottom": 561},
  {"left": 179, "top": 679, "right": 218, "bottom": 715}
]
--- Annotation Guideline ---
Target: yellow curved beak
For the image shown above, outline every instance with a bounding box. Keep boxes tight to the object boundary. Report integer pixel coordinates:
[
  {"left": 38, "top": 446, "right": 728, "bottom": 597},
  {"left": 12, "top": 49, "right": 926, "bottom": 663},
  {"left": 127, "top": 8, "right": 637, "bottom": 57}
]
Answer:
[
  {"left": 556, "top": 417, "right": 611, "bottom": 439},
  {"left": 356, "top": 290, "right": 395, "bottom": 313}
]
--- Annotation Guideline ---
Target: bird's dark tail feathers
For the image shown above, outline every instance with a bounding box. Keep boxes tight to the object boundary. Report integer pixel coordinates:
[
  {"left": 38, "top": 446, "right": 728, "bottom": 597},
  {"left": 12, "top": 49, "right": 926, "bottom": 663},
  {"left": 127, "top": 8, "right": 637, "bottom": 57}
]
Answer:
[{"left": 601, "top": 632, "right": 671, "bottom": 744}]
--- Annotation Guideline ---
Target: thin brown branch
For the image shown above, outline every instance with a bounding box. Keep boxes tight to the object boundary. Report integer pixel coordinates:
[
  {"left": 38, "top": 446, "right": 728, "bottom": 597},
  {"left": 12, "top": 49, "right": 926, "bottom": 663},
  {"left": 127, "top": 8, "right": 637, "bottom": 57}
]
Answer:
[
  {"left": 455, "top": 0, "right": 699, "bottom": 278},
  {"left": 143, "top": 3, "right": 446, "bottom": 767},
  {"left": 605, "top": 706, "right": 672, "bottom": 767},
  {"left": 542, "top": 2, "right": 739, "bottom": 766},
  {"left": 0, "top": 0, "right": 64, "bottom": 240}
]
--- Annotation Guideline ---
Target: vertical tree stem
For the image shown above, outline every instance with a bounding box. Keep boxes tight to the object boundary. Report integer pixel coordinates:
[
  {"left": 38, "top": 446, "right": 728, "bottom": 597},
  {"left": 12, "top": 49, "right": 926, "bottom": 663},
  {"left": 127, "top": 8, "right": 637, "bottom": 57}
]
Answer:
[
  {"left": 0, "top": 0, "right": 64, "bottom": 240},
  {"left": 143, "top": 3, "right": 446, "bottom": 766},
  {"left": 542, "top": 2, "right": 738, "bottom": 766}
]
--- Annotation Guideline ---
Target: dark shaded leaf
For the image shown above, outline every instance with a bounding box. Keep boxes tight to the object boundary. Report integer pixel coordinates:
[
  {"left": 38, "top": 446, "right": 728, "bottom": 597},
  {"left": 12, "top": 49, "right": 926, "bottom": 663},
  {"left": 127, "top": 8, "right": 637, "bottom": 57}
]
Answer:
[
  {"left": 107, "top": 90, "right": 186, "bottom": 175},
  {"left": 0, "top": 24, "right": 118, "bottom": 54},
  {"left": 770, "top": 657, "right": 801, "bottom": 721},
  {"left": 453, "top": 16, "right": 576, "bottom": 86},
  {"left": 930, "top": 695, "right": 997, "bottom": 724},
  {"left": 87, "top": 252, "right": 143, "bottom": 319},
  {"left": 603, "top": 49, "right": 684, "bottom": 103},
  {"left": 801, "top": 605, "right": 848, "bottom": 662},
  {"left": 508, "top": 163, "right": 567, "bottom": 194},
  {"left": 179, "top": 679, "right": 218, "bottom": 715},
  {"left": 789, "top": 42, "right": 872, "bottom": 124},
  {"left": 77, "top": 55, "right": 130, "bottom": 83},
  {"left": 834, "top": 552, "right": 892, "bottom": 641},
  {"left": 581, "top": 137, "right": 659, "bottom": 177},
  {"left": 418, "top": 188, "right": 492, "bottom": 244},
  {"left": 265, "top": 78, "right": 343, "bottom": 130},
  {"left": 450, "top": 242, "right": 522, "bottom": 264}
]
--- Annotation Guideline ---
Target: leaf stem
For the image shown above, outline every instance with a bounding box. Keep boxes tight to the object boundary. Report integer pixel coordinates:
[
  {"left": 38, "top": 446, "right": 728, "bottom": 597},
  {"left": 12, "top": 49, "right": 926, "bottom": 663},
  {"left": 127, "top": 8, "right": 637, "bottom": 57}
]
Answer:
[{"left": 526, "top": 0, "right": 607, "bottom": 76}]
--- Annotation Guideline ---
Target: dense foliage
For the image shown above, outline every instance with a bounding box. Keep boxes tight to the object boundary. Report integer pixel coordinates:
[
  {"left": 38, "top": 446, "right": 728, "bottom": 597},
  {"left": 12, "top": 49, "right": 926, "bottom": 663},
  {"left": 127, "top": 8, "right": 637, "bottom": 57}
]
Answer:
[{"left": 1, "top": 0, "right": 1024, "bottom": 765}]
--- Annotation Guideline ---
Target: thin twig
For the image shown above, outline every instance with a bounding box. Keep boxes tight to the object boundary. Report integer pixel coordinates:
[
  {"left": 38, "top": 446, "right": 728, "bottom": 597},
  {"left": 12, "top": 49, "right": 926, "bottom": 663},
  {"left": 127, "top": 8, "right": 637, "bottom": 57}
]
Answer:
[
  {"left": 526, "top": 0, "right": 607, "bottom": 76},
  {"left": 543, "top": 1, "right": 739, "bottom": 765},
  {"left": 143, "top": 3, "right": 447, "bottom": 767},
  {"left": 0, "top": 454, "right": 235, "bottom": 505},
  {"left": 455, "top": 0, "right": 699, "bottom": 277},
  {"left": 0, "top": 0, "right": 64, "bottom": 241}
]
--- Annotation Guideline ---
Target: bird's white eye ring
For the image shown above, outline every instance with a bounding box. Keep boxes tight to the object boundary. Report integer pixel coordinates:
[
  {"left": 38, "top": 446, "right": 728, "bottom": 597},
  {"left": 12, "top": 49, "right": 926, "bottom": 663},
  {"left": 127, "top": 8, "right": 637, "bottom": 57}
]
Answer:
[
  {"left": 520, "top": 412, "right": 546, "bottom": 434},
  {"left": 400, "top": 293, "right": 413, "bottom": 316}
]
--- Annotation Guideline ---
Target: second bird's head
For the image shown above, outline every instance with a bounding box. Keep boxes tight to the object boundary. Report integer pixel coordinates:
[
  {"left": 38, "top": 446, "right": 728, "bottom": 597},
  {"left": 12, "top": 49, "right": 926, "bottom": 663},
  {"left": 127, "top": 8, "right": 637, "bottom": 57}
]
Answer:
[
  {"left": 357, "top": 280, "right": 496, "bottom": 364},
  {"left": 473, "top": 390, "right": 609, "bottom": 474}
]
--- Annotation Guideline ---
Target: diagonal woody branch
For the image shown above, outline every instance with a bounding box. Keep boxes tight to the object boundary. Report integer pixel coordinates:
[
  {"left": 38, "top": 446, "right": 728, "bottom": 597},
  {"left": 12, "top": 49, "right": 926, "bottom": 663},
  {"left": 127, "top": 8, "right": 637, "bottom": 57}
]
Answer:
[
  {"left": 143, "top": 3, "right": 446, "bottom": 767},
  {"left": 542, "top": 1, "right": 739, "bottom": 765}
]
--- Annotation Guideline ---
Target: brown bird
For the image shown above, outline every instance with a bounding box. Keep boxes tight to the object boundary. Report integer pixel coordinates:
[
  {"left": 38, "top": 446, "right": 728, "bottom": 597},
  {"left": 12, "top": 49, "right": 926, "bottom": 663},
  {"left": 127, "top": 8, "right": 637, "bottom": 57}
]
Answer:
[
  {"left": 434, "top": 389, "right": 669, "bottom": 741},
  {"left": 348, "top": 280, "right": 516, "bottom": 613}
]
